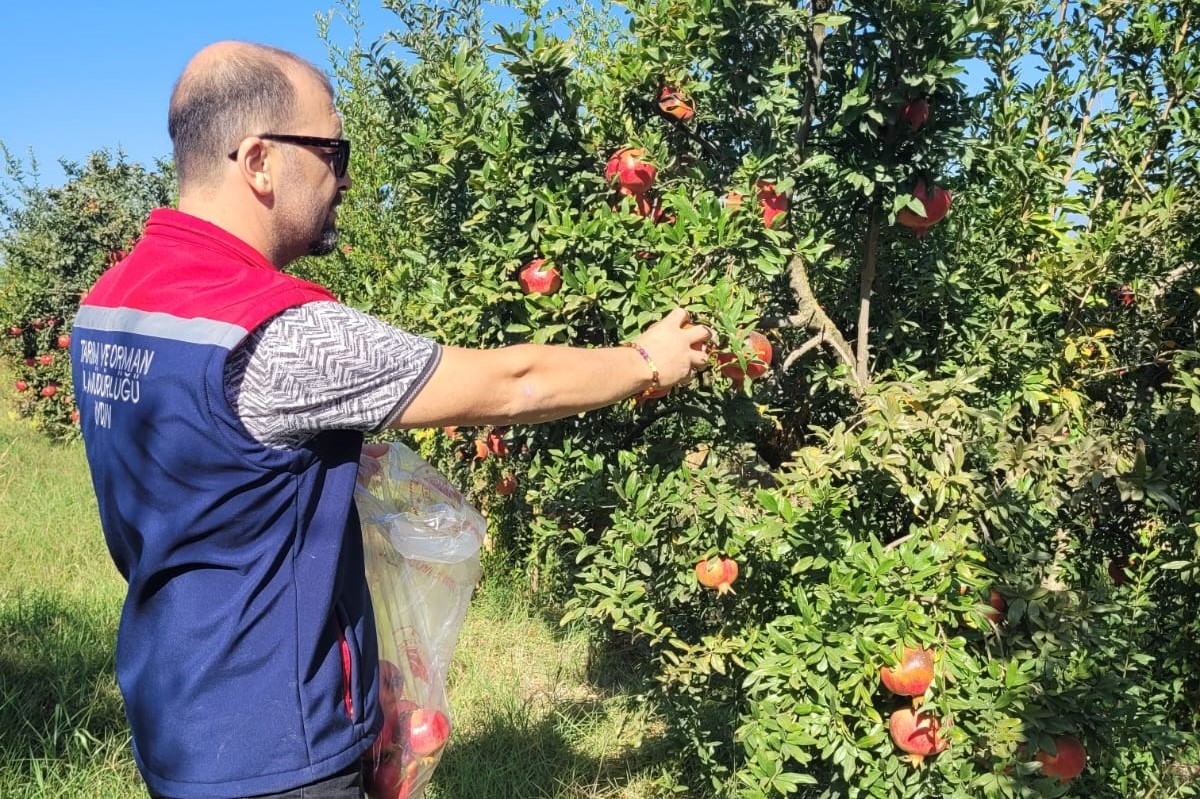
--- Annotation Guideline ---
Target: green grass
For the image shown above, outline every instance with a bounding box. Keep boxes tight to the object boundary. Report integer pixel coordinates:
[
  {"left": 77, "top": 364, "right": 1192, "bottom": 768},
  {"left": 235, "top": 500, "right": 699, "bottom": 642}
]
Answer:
[{"left": 0, "top": 386, "right": 672, "bottom": 799}]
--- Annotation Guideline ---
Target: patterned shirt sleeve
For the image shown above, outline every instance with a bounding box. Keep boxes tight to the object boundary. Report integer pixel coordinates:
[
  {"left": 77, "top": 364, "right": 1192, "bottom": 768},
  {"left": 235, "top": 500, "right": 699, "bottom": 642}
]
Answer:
[{"left": 224, "top": 301, "right": 441, "bottom": 448}]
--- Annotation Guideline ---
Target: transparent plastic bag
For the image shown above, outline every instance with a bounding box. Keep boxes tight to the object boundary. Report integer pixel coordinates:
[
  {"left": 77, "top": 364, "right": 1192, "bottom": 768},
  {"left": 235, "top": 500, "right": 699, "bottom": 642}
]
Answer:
[{"left": 355, "top": 442, "right": 485, "bottom": 799}]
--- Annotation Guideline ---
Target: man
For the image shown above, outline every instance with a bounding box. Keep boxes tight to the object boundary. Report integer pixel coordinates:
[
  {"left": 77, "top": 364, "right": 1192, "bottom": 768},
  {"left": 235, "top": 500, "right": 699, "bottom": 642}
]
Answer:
[{"left": 69, "top": 41, "right": 709, "bottom": 799}]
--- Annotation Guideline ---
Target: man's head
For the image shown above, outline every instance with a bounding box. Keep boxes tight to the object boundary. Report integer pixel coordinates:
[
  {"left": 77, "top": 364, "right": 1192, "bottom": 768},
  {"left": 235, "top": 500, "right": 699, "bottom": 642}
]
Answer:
[{"left": 169, "top": 42, "right": 351, "bottom": 266}]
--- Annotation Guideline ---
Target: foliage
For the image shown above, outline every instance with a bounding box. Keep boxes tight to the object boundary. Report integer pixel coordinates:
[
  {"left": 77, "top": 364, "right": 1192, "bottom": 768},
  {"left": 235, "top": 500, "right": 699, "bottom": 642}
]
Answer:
[
  {"left": 323, "top": 0, "right": 1199, "bottom": 795},
  {"left": 0, "top": 147, "right": 174, "bottom": 439}
]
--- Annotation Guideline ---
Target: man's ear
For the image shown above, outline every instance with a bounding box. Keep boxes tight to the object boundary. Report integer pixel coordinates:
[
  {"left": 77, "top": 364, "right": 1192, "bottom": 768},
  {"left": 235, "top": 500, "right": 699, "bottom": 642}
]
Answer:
[{"left": 232, "top": 138, "right": 274, "bottom": 198}]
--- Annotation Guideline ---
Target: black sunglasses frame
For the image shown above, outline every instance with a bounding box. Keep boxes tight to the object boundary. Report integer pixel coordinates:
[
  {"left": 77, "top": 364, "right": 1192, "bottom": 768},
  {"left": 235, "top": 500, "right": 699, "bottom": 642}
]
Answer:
[{"left": 227, "top": 134, "right": 351, "bottom": 178}]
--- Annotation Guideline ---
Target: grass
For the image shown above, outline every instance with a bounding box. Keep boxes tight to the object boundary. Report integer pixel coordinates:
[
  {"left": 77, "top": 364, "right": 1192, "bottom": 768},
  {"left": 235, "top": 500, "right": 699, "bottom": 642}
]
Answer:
[{"left": 0, "top": 384, "right": 673, "bottom": 799}]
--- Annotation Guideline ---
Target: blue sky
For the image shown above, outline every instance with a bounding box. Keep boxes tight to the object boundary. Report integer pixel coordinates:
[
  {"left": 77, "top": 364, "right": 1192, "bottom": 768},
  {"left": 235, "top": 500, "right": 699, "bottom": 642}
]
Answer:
[{"left": 0, "top": 2, "right": 400, "bottom": 187}]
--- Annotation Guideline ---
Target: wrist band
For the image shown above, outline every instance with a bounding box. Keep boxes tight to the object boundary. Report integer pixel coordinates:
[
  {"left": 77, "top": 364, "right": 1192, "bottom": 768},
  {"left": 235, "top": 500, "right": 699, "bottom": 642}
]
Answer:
[{"left": 622, "top": 342, "right": 660, "bottom": 398}]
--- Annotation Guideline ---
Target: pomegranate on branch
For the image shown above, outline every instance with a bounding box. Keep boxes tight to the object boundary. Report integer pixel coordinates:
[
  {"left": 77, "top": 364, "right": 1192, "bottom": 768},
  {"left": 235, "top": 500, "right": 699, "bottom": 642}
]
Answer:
[
  {"left": 896, "top": 179, "right": 952, "bottom": 236},
  {"left": 605, "top": 147, "right": 657, "bottom": 197},
  {"left": 879, "top": 646, "right": 935, "bottom": 704}
]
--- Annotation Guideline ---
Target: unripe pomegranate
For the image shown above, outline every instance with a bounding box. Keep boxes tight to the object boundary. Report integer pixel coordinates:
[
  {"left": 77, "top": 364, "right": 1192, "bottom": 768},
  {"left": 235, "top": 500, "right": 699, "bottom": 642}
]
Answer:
[
  {"left": 517, "top": 258, "right": 562, "bottom": 296},
  {"left": 605, "top": 148, "right": 657, "bottom": 196},
  {"left": 695, "top": 555, "right": 738, "bottom": 595},
  {"left": 900, "top": 97, "right": 930, "bottom": 131},
  {"left": 756, "top": 181, "right": 788, "bottom": 228},
  {"left": 717, "top": 331, "right": 773, "bottom": 384},
  {"left": 1034, "top": 735, "right": 1086, "bottom": 783},
  {"left": 896, "top": 179, "right": 952, "bottom": 235},
  {"left": 889, "top": 707, "right": 948, "bottom": 767},
  {"left": 657, "top": 85, "right": 695, "bottom": 122},
  {"left": 879, "top": 647, "right": 935, "bottom": 700}
]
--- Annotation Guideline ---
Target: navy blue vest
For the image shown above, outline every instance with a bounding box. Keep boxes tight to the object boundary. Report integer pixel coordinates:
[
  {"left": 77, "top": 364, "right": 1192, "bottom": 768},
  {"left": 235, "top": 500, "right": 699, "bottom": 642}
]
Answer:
[{"left": 70, "top": 209, "right": 382, "bottom": 798}]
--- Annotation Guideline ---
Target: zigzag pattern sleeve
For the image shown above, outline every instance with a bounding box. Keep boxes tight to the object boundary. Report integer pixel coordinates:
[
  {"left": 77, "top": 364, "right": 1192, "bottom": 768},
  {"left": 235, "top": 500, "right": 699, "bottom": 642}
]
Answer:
[{"left": 224, "top": 301, "right": 441, "bottom": 448}]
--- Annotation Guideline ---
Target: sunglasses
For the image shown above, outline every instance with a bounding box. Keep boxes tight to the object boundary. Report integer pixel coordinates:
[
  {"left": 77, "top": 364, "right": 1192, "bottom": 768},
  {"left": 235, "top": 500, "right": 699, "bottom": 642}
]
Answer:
[{"left": 228, "top": 134, "right": 351, "bottom": 178}]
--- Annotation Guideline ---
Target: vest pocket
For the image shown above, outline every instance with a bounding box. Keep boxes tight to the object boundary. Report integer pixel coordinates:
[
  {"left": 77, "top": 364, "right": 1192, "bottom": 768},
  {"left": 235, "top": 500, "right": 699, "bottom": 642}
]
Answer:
[{"left": 332, "top": 604, "right": 357, "bottom": 721}]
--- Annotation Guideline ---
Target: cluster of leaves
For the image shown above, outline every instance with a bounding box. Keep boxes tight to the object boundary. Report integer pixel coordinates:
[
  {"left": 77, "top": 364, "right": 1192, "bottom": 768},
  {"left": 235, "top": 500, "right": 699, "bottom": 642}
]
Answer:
[
  {"left": 320, "top": 0, "right": 1198, "bottom": 796},
  {"left": 0, "top": 147, "right": 174, "bottom": 438}
]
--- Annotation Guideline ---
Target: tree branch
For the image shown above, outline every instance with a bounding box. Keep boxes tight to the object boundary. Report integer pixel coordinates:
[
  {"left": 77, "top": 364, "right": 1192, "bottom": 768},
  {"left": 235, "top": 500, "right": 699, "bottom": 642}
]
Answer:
[
  {"left": 761, "top": 255, "right": 860, "bottom": 391},
  {"left": 795, "top": 0, "right": 832, "bottom": 157},
  {"left": 854, "top": 209, "right": 881, "bottom": 385}
]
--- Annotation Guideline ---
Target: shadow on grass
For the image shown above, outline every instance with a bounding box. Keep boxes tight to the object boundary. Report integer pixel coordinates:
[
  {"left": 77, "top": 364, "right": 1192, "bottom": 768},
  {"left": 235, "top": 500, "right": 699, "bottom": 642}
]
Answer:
[
  {"left": 0, "top": 589, "right": 129, "bottom": 764},
  {"left": 433, "top": 699, "right": 679, "bottom": 799}
]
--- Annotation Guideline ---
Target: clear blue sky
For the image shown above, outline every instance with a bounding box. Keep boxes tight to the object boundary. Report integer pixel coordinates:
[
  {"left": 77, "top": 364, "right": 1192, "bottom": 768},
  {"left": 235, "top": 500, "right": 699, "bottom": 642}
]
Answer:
[{"left": 0, "top": 1, "right": 400, "bottom": 187}]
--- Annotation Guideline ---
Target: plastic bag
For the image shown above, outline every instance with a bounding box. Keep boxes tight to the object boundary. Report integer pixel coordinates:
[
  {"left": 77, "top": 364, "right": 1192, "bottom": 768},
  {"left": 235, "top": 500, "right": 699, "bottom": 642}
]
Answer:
[{"left": 355, "top": 442, "right": 485, "bottom": 799}]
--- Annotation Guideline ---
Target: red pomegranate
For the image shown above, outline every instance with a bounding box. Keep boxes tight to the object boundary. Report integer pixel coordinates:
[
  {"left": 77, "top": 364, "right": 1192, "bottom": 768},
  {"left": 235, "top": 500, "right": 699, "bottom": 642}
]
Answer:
[
  {"left": 495, "top": 475, "right": 518, "bottom": 496},
  {"left": 517, "top": 258, "right": 562, "bottom": 296},
  {"left": 717, "top": 331, "right": 773, "bottom": 384},
  {"left": 896, "top": 179, "right": 952, "bottom": 235},
  {"left": 756, "top": 181, "right": 788, "bottom": 228},
  {"left": 900, "top": 97, "right": 929, "bottom": 131},
  {"left": 695, "top": 555, "right": 739, "bottom": 595},
  {"left": 657, "top": 85, "right": 695, "bottom": 122},
  {"left": 983, "top": 589, "right": 1006, "bottom": 624},
  {"left": 879, "top": 647, "right": 935, "bottom": 700},
  {"left": 486, "top": 431, "right": 509, "bottom": 458},
  {"left": 889, "top": 707, "right": 948, "bottom": 767},
  {"left": 1035, "top": 735, "right": 1087, "bottom": 783},
  {"left": 605, "top": 148, "right": 657, "bottom": 197}
]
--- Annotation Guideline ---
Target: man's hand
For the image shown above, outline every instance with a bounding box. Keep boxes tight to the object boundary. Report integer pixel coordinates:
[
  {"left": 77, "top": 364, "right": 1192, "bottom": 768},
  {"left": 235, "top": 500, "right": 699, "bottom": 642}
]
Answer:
[{"left": 632, "top": 308, "right": 713, "bottom": 391}]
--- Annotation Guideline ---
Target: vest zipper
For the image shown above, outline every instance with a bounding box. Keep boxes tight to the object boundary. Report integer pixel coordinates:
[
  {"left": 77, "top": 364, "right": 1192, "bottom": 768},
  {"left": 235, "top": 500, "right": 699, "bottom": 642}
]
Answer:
[{"left": 336, "top": 620, "right": 355, "bottom": 720}]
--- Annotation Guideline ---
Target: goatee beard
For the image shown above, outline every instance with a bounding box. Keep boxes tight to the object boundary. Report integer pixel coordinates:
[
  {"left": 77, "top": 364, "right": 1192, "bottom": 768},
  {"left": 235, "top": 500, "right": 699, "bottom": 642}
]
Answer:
[{"left": 308, "top": 218, "right": 339, "bottom": 257}]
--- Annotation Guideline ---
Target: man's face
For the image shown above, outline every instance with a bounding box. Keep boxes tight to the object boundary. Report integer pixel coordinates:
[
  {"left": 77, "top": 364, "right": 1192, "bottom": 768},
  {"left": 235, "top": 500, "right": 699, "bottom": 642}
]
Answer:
[{"left": 276, "top": 73, "right": 351, "bottom": 263}]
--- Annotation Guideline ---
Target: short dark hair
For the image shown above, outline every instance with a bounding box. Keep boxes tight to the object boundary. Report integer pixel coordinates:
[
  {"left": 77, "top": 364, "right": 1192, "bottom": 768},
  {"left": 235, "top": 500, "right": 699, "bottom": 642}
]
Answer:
[{"left": 168, "top": 43, "right": 333, "bottom": 189}]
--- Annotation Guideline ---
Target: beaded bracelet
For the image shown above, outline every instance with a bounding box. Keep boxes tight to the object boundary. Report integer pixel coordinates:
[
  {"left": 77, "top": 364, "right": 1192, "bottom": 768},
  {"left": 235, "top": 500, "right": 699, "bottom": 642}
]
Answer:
[{"left": 622, "top": 342, "right": 660, "bottom": 398}]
